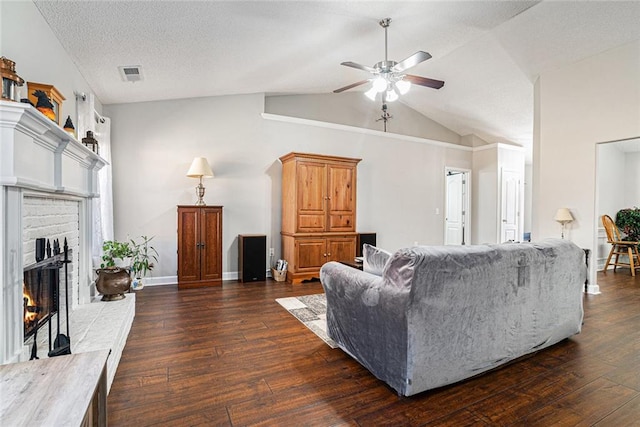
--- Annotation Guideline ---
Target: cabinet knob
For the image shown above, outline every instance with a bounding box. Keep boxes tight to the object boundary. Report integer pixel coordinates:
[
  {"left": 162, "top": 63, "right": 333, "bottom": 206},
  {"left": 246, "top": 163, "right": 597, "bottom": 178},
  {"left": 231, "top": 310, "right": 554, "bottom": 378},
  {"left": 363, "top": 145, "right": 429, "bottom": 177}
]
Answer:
[{"left": 323, "top": 253, "right": 327, "bottom": 257}]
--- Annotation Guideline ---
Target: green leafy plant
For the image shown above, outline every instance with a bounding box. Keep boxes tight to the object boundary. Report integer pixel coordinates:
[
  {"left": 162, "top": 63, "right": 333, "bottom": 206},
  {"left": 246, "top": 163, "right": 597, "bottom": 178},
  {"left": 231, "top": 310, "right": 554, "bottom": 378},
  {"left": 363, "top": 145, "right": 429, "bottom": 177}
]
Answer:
[
  {"left": 100, "top": 240, "right": 134, "bottom": 268},
  {"left": 615, "top": 207, "right": 640, "bottom": 242},
  {"left": 130, "top": 235, "right": 159, "bottom": 278}
]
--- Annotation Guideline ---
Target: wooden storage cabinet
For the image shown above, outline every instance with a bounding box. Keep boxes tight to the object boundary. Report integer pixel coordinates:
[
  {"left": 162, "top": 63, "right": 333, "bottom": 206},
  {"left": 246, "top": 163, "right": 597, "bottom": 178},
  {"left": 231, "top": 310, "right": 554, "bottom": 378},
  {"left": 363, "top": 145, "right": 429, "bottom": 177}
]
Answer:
[
  {"left": 281, "top": 152, "right": 359, "bottom": 234},
  {"left": 291, "top": 235, "right": 357, "bottom": 269},
  {"left": 283, "top": 234, "right": 357, "bottom": 273},
  {"left": 280, "top": 152, "right": 361, "bottom": 283},
  {"left": 177, "top": 205, "right": 222, "bottom": 288}
]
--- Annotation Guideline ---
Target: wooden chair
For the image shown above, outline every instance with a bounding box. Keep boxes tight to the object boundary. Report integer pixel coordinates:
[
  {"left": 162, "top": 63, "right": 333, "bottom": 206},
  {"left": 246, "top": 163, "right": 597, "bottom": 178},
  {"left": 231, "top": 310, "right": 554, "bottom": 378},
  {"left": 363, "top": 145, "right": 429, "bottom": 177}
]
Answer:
[{"left": 601, "top": 214, "right": 640, "bottom": 277}]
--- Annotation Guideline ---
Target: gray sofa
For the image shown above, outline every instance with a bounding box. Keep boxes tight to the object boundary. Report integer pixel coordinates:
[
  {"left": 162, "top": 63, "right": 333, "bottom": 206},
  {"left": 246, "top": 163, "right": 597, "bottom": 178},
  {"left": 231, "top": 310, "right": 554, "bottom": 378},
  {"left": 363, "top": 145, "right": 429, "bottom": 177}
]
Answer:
[{"left": 320, "top": 239, "right": 586, "bottom": 396}]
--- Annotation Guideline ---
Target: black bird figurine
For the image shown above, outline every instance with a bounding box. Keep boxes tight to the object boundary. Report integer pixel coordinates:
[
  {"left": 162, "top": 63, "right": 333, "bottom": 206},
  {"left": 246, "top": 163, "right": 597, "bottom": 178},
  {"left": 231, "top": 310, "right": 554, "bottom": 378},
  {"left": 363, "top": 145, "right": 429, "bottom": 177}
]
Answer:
[{"left": 32, "top": 90, "right": 55, "bottom": 121}]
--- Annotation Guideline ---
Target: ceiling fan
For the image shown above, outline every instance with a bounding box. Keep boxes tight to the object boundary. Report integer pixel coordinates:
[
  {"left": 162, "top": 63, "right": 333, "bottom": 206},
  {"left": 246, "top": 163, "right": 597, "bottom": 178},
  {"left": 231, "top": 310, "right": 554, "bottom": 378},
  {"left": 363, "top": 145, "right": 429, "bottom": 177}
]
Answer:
[{"left": 334, "top": 18, "right": 444, "bottom": 101}]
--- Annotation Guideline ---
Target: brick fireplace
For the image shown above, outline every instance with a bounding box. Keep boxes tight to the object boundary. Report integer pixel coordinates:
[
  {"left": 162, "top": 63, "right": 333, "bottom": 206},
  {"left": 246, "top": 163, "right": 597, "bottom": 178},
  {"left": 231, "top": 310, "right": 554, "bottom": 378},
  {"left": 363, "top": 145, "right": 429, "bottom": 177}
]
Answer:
[
  {"left": 1, "top": 101, "right": 134, "bottom": 389},
  {"left": 21, "top": 195, "right": 80, "bottom": 359}
]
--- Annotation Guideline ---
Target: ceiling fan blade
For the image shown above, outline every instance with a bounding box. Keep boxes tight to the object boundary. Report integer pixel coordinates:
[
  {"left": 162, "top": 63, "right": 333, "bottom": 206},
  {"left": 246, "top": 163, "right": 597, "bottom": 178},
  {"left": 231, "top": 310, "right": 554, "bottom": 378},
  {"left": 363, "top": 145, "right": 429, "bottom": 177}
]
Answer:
[
  {"left": 392, "top": 51, "right": 432, "bottom": 72},
  {"left": 405, "top": 74, "right": 445, "bottom": 89},
  {"left": 333, "top": 80, "right": 370, "bottom": 93},
  {"left": 341, "top": 61, "right": 376, "bottom": 73}
]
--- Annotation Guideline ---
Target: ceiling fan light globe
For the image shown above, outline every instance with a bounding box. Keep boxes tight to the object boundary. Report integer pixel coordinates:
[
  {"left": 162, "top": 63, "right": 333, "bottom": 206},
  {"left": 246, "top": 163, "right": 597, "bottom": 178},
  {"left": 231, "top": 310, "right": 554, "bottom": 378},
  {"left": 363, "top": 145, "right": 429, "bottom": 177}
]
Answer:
[
  {"left": 395, "top": 79, "right": 411, "bottom": 95},
  {"left": 385, "top": 90, "right": 398, "bottom": 102},
  {"left": 372, "top": 77, "right": 387, "bottom": 93},
  {"left": 364, "top": 87, "right": 378, "bottom": 101}
]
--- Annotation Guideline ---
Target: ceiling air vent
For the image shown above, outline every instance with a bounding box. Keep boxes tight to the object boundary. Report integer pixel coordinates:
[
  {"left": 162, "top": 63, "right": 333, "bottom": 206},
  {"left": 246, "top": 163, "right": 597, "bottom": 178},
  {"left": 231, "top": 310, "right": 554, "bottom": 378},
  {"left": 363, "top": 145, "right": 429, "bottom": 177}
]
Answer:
[{"left": 118, "top": 65, "right": 143, "bottom": 82}]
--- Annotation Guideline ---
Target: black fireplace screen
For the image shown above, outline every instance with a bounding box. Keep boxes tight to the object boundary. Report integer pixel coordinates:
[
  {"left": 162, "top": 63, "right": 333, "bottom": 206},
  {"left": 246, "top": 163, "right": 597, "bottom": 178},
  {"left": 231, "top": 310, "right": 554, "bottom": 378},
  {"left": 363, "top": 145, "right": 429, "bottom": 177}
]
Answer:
[{"left": 23, "top": 262, "right": 59, "bottom": 340}]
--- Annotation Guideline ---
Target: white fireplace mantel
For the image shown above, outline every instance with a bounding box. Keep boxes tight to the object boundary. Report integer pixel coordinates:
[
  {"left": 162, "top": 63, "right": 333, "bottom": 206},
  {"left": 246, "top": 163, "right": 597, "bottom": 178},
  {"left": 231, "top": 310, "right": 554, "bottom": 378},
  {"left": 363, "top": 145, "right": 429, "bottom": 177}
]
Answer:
[
  {"left": 0, "top": 100, "right": 106, "bottom": 195},
  {"left": 0, "top": 100, "right": 107, "bottom": 364}
]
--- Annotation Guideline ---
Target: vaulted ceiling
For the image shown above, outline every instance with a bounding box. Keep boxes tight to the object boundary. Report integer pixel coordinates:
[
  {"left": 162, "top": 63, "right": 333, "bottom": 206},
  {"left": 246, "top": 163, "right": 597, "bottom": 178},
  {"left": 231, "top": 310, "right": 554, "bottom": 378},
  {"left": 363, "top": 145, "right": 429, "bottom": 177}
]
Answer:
[{"left": 34, "top": 1, "right": 640, "bottom": 158}]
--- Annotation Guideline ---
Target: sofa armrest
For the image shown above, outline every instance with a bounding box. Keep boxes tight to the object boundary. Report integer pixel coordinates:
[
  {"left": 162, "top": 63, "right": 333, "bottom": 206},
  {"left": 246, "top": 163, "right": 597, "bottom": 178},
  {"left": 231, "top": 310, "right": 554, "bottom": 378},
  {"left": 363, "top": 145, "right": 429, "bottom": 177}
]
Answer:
[
  {"left": 320, "top": 261, "right": 383, "bottom": 297},
  {"left": 320, "top": 262, "right": 411, "bottom": 394}
]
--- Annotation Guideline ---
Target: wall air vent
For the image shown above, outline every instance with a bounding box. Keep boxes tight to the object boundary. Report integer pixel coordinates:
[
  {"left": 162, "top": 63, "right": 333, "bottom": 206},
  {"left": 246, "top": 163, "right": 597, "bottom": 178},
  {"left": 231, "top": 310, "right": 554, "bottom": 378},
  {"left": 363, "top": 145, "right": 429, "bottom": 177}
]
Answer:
[{"left": 118, "top": 65, "right": 144, "bottom": 82}]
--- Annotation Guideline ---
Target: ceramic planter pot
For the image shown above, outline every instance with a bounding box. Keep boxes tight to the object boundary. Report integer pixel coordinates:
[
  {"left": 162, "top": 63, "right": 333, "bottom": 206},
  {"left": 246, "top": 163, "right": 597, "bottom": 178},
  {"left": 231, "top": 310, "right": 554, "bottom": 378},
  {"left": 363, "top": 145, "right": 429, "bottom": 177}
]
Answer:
[
  {"left": 95, "top": 267, "right": 131, "bottom": 301},
  {"left": 131, "top": 277, "right": 145, "bottom": 291}
]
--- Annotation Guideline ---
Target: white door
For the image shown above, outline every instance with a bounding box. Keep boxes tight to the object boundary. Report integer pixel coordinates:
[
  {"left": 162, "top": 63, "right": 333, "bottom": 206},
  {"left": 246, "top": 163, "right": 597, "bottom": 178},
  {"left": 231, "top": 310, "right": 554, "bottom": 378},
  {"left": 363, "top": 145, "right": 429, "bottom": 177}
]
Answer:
[
  {"left": 445, "top": 170, "right": 469, "bottom": 245},
  {"left": 501, "top": 170, "right": 520, "bottom": 242}
]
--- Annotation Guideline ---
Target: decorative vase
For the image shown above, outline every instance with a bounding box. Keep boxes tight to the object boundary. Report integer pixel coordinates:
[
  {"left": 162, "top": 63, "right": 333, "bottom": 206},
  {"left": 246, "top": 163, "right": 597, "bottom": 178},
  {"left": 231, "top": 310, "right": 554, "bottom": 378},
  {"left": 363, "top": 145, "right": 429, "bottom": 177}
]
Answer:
[
  {"left": 131, "top": 277, "right": 145, "bottom": 291},
  {"left": 95, "top": 267, "right": 131, "bottom": 301}
]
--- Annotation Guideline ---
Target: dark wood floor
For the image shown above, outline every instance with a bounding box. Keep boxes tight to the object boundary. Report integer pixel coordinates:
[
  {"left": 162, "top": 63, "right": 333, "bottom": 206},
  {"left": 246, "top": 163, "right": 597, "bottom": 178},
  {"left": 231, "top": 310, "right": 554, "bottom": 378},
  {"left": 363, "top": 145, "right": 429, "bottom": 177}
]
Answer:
[{"left": 108, "top": 271, "right": 640, "bottom": 426}]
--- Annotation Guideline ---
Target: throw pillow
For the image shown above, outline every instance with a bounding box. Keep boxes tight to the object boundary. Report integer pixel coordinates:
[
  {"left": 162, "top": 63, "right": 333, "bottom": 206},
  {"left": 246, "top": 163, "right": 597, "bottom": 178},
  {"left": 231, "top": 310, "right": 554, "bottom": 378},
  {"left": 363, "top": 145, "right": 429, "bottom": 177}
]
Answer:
[{"left": 363, "top": 244, "right": 392, "bottom": 276}]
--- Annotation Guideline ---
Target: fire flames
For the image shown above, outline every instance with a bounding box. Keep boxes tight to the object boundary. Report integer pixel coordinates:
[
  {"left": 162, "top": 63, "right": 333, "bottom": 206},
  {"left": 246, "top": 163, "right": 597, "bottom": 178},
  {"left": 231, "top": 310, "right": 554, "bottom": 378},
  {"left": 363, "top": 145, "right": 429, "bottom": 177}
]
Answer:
[{"left": 23, "top": 283, "right": 38, "bottom": 323}]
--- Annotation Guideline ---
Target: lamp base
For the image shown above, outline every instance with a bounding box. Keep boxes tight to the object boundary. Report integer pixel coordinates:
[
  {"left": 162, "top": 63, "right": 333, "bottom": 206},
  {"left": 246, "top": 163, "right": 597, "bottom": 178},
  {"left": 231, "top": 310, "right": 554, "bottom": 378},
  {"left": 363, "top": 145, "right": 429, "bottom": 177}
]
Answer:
[{"left": 194, "top": 182, "right": 206, "bottom": 206}]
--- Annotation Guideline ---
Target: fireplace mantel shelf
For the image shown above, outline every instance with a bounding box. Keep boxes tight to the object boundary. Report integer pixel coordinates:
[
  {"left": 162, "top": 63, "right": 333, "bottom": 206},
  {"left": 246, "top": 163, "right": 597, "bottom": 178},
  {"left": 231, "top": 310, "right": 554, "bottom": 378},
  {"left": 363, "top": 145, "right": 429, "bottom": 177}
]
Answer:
[{"left": 0, "top": 100, "right": 107, "bottom": 197}]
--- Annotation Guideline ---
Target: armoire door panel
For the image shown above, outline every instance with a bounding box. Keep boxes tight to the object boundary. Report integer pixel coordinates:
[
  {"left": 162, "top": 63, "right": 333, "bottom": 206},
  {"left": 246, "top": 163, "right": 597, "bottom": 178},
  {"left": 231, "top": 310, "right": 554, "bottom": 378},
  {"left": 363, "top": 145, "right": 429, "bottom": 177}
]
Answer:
[
  {"left": 297, "top": 162, "right": 326, "bottom": 227},
  {"left": 327, "top": 165, "right": 356, "bottom": 231},
  {"left": 201, "top": 208, "right": 222, "bottom": 281},
  {"left": 298, "top": 215, "right": 325, "bottom": 232},
  {"left": 327, "top": 237, "right": 356, "bottom": 263},
  {"left": 295, "top": 239, "right": 326, "bottom": 270},
  {"left": 328, "top": 214, "right": 354, "bottom": 231},
  {"left": 328, "top": 166, "right": 354, "bottom": 211},
  {"left": 177, "top": 207, "right": 200, "bottom": 282}
]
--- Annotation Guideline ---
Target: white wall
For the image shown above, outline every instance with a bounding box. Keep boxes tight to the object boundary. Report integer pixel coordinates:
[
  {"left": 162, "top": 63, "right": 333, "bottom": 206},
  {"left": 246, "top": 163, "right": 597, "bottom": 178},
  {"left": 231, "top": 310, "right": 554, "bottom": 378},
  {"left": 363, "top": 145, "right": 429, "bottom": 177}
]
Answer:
[
  {"left": 533, "top": 41, "right": 640, "bottom": 289},
  {"left": 471, "top": 144, "right": 525, "bottom": 244},
  {"left": 625, "top": 152, "right": 640, "bottom": 207},
  {"left": 266, "top": 93, "right": 462, "bottom": 145},
  {"left": 104, "top": 95, "right": 473, "bottom": 280},
  {"left": 524, "top": 164, "right": 532, "bottom": 236},
  {"left": 0, "top": 1, "right": 102, "bottom": 120},
  {"left": 597, "top": 143, "right": 627, "bottom": 220},
  {"left": 472, "top": 147, "right": 498, "bottom": 244}
]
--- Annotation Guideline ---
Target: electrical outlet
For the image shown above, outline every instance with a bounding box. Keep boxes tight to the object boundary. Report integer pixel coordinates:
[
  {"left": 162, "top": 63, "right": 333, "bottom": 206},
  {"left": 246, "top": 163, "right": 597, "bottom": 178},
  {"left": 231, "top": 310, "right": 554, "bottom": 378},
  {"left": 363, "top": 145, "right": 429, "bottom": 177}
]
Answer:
[{"left": 269, "top": 248, "right": 275, "bottom": 256}]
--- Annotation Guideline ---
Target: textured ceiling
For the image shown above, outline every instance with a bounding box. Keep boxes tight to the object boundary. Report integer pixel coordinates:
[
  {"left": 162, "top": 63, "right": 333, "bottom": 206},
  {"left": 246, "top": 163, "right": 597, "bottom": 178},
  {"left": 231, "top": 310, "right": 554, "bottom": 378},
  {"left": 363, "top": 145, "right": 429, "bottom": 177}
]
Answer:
[{"left": 34, "top": 1, "right": 640, "bottom": 158}]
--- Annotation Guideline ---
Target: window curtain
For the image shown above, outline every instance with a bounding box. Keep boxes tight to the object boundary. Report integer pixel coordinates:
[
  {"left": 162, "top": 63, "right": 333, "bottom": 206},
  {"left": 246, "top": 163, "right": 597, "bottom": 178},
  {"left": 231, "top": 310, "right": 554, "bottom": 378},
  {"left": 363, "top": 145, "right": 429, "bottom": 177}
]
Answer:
[{"left": 76, "top": 93, "right": 114, "bottom": 268}]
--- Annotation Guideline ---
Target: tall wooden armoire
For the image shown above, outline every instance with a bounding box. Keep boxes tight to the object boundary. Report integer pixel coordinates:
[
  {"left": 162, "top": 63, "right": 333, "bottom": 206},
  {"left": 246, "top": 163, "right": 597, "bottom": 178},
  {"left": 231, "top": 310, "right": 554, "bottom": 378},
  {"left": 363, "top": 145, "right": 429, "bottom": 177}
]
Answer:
[{"left": 279, "top": 152, "right": 361, "bottom": 284}]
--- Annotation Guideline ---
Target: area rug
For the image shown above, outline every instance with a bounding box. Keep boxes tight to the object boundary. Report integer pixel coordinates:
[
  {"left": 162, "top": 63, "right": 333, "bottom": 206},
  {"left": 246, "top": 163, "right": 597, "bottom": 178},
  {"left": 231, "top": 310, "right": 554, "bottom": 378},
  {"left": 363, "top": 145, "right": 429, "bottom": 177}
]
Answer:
[{"left": 276, "top": 294, "right": 337, "bottom": 348}]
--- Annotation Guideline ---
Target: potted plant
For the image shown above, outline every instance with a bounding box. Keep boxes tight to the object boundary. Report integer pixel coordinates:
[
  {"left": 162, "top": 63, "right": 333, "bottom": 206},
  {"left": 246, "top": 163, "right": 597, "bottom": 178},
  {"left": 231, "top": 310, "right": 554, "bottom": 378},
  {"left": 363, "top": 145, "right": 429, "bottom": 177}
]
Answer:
[
  {"left": 130, "top": 236, "right": 158, "bottom": 290},
  {"left": 96, "top": 240, "right": 134, "bottom": 301},
  {"left": 100, "top": 240, "right": 134, "bottom": 268},
  {"left": 616, "top": 207, "right": 640, "bottom": 242}
]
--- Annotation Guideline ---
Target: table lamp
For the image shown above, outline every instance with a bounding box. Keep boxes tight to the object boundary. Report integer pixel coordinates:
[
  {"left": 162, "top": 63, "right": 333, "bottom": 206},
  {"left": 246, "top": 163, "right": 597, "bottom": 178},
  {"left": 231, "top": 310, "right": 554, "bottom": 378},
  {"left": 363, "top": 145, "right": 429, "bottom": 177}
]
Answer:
[
  {"left": 187, "top": 157, "right": 214, "bottom": 206},
  {"left": 554, "top": 208, "right": 574, "bottom": 239}
]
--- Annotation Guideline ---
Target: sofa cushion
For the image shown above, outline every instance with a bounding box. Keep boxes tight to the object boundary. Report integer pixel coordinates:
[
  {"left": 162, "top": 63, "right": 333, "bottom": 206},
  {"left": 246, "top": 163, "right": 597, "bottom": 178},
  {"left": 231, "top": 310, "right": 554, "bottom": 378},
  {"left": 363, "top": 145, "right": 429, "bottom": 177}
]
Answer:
[{"left": 362, "top": 244, "right": 391, "bottom": 276}]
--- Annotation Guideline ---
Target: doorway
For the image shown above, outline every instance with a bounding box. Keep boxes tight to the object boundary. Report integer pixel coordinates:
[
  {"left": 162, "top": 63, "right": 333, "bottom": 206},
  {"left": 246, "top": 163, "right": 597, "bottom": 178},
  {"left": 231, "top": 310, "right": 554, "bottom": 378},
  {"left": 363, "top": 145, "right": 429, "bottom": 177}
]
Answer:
[
  {"left": 500, "top": 169, "right": 521, "bottom": 242},
  {"left": 444, "top": 168, "right": 471, "bottom": 245},
  {"left": 595, "top": 137, "right": 640, "bottom": 273}
]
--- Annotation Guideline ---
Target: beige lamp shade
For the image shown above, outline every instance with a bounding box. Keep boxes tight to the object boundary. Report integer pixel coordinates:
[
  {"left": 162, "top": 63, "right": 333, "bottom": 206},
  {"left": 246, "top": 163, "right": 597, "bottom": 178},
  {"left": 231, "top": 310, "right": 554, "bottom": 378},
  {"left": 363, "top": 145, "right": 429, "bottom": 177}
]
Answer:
[
  {"left": 554, "top": 208, "right": 574, "bottom": 224},
  {"left": 186, "top": 157, "right": 214, "bottom": 178}
]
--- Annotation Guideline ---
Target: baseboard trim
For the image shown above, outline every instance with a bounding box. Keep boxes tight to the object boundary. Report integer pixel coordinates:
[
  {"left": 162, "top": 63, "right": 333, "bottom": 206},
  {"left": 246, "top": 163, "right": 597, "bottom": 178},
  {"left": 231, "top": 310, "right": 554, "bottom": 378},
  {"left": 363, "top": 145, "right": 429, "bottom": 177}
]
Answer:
[
  {"left": 586, "top": 284, "right": 601, "bottom": 294},
  {"left": 142, "top": 270, "right": 271, "bottom": 287},
  {"left": 141, "top": 276, "right": 176, "bottom": 287}
]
